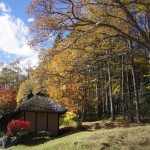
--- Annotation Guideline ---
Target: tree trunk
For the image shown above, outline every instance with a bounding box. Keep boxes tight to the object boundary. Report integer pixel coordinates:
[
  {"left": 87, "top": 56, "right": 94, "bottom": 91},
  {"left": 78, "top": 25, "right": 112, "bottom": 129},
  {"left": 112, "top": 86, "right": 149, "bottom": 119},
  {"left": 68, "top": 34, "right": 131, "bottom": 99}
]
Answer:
[
  {"left": 96, "top": 74, "right": 103, "bottom": 119},
  {"left": 107, "top": 60, "right": 115, "bottom": 120},
  {"left": 121, "top": 54, "right": 125, "bottom": 120},
  {"left": 81, "top": 97, "right": 85, "bottom": 122},
  {"left": 125, "top": 54, "right": 134, "bottom": 122},
  {"left": 105, "top": 73, "right": 110, "bottom": 117},
  {"left": 129, "top": 41, "right": 141, "bottom": 123}
]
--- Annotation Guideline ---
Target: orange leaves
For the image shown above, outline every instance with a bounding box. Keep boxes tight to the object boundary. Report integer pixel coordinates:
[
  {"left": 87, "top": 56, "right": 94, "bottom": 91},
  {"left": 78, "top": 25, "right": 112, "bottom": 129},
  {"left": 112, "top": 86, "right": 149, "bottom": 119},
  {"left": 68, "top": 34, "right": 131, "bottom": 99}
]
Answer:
[
  {"left": 47, "top": 83, "right": 80, "bottom": 112},
  {"left": 0, "top": 87, "right": 17, "bottom": 113},
  {"left": 0, "top": 87, "right": 17, "bottom": 104}
]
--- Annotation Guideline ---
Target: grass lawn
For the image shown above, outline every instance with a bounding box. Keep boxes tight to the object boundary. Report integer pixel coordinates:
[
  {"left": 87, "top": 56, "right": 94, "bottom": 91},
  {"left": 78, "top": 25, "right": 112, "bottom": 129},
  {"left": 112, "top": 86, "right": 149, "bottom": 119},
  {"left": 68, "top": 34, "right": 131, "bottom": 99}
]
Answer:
[{"left": 6, "top": 120, "right": 150, "bottom": 150}]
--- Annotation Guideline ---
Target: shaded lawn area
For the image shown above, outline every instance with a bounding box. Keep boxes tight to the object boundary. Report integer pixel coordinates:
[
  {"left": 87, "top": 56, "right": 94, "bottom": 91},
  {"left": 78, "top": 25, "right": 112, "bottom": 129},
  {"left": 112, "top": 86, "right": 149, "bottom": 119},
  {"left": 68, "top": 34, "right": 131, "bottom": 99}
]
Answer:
[
  {"left": 6, "top": 120, "right": 150, "bottom": 150},
  {"left": 82, "top": 119, "right": 150, "bottom": 131}
]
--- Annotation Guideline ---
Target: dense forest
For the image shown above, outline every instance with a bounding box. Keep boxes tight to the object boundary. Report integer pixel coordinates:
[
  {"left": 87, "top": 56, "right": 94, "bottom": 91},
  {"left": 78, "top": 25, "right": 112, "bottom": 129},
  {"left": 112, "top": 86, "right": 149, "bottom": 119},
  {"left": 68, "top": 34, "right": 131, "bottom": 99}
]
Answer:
[{"left": 0, "top": 0, "right": 150, "bottom": 123}]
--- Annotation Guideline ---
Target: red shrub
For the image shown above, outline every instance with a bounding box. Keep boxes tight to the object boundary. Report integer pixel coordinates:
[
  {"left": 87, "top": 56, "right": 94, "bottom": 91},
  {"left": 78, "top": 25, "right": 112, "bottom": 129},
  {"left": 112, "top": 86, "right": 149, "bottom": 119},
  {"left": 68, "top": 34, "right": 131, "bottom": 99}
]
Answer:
[{"left": 7, "top": 120, "right": 30, "bottom": 136}]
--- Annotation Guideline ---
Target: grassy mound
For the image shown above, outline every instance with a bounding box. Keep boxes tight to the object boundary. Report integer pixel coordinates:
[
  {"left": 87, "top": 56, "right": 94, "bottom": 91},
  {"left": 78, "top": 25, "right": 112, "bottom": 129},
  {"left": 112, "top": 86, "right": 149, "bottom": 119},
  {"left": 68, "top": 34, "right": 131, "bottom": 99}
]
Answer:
[{"left": 7, "top": 121, "right": 150, "bottom": 150}]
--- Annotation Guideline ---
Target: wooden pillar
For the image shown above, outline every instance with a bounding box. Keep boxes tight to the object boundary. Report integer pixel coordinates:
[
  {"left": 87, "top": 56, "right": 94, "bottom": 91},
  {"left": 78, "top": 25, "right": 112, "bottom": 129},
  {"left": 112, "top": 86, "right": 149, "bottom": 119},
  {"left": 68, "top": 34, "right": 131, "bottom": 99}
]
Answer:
[
  {"left": 58, "top": 114, "right": 59, "bottom": 135},
  {"left": 35, "top": 112, "right": 37, "bottom": 131},
  {"left": 47, "top": 113, "right": 49, "bottom": 130}
]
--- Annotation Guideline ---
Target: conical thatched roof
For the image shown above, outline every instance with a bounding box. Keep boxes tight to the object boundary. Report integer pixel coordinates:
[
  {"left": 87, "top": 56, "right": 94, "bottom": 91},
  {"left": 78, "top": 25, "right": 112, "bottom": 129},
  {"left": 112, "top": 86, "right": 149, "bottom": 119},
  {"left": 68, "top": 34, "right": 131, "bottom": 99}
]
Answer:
[{"left": 16, "top": 93, "right": 67, "bottom": 114}]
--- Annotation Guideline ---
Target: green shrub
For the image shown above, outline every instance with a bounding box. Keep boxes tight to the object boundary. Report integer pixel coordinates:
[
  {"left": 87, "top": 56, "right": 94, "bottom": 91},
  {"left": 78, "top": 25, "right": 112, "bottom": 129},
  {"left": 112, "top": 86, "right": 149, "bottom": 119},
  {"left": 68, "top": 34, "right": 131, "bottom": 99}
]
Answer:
[{"left": 36, "top": 131, "right": 51, "bottom": 137}]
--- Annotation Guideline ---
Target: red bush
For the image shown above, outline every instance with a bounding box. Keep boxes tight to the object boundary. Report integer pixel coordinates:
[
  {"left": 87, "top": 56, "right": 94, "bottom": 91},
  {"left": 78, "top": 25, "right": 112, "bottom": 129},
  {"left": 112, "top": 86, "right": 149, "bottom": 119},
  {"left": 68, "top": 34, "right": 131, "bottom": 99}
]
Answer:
[{"left": 7, "top": 120, "right": 30, "bottom": 136}]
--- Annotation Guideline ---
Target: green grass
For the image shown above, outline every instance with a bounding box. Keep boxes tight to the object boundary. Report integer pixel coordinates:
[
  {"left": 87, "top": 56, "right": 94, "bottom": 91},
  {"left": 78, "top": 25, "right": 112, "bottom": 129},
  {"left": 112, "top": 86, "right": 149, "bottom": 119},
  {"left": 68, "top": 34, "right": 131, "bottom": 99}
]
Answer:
[{"left": 7, "top": 121, "right": 150, "bottom": 150}]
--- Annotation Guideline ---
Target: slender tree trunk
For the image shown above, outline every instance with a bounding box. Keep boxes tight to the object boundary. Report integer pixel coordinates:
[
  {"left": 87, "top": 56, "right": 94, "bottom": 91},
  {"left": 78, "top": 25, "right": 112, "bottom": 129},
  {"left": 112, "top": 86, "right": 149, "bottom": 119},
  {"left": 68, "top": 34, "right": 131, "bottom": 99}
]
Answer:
[
  {"left": 79, "top": 84, "right": 85, "bottom": 123},
  {"left": 96, "top": 74, "right": 103, "bottom": 119},
  {"left": 131, "top": 61, "right": 141, "bottom": 123},
  {"left": 87, "top": 89, "right": 92, "bottom": 121},
  {"left": 104, "top": 73, "right": 110, "bottom": 117},
  {"left": 125, "top": 54, "right": 134, "bottom": 122},
  {"left": 139, "top": 64, "right": 144, "bottom": 104},
  {"left": 129, "top": 41, "right": 141, "bottom": 123},
  {"left": 107, "top": 60, "right": 115, "bottom": 120},
  {"left": 81, "top": 97, "right": 85, "bottom": 122},
  {"left": 121, "top": 55, "right": 125, "bottom": 120}
]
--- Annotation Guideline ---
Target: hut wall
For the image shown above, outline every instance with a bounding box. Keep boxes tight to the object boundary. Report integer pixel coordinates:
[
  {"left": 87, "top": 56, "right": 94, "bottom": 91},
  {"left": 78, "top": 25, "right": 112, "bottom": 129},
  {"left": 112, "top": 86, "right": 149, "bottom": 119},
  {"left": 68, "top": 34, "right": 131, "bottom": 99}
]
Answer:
[
  {"left": 25, "top": 112, "right": 36, "bottom": 131},
  {"left": 20, "top": 112, "right": 59, "bottom": 136},
  {"left": 48, "top": 114, "right": 58, "bottom": 136},
  {"left": 36, "top": 112, "right": 47, "bottom": 131}
]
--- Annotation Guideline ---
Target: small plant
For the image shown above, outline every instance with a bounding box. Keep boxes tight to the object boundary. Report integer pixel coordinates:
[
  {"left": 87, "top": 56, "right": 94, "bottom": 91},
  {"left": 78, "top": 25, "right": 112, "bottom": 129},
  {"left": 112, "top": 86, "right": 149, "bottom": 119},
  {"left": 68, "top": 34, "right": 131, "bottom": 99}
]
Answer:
[
  {"left": 7, "top": 120, "right": 30, "bottom": 136},
  {"left": 64, "top": 112, "right": 76, "bottom": 120},
  {"left": 36, "top": 131, "right": 51, "bottom": 137},
  {"left": 63, "top": 112, "right": 78, "bottom": 126},
  {"left": 15, "top": 131, "right": 32, "bottom": 138}
]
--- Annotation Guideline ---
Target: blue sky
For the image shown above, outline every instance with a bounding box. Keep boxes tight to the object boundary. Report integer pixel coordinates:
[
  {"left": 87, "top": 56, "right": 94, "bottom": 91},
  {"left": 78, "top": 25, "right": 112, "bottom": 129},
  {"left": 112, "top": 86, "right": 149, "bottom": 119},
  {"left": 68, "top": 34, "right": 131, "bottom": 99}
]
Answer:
[
  {"left": 4, "top": 0, "right": 32, "bottom": 25},
  {"left": 0, "top": 0, "right": 39, "bottom": 68}
]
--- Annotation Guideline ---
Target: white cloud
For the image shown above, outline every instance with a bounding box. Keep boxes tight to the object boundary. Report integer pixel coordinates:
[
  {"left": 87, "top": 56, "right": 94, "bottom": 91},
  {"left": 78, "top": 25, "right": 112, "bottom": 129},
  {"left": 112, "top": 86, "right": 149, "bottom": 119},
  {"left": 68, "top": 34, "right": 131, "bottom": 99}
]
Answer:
[
  {"left": 20, "top": 55, "right": 39, "bottom": 70},
  {"left": 0, "top": 2, "right": 11, "bottom": 13},
  {"left": 28, "top": 18, "right": 34, "bottom": 22},
  {"left": 0, "top": 2, "right": 39, "bottom": 68}
]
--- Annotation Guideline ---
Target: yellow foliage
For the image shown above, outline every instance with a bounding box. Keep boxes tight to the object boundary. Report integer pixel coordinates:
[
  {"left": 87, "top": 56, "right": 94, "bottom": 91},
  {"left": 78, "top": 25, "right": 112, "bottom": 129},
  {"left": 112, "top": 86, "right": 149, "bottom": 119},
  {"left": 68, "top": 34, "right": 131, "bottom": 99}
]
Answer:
[
  {"left": 137, "top": 3, "right": 149, "bottom": 11},
  {"left": 64, "top": 112, "right": 77, "bottom": 122},
  {"left": 17, "top": 80, "right": 38, "bottom": 105},
  {"left": 112, "top": 80, "right": 121, "bottom": 95}
]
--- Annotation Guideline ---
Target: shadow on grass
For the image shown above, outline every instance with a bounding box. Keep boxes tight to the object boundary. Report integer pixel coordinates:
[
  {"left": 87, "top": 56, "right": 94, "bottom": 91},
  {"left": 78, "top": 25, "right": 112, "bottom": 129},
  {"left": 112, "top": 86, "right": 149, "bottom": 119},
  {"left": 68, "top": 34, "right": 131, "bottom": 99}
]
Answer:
[
  {"left": 12, "top": 131, "right": 52, "bottom": 147},
  {"left": 20, "top": 137, "right": 50, "bottom": 146},
  {"left": 82, "top": 118, "right": 150, "bottom": 131},
  {"left": 59, "top": 126, "right": 85, "bottom": 136}
]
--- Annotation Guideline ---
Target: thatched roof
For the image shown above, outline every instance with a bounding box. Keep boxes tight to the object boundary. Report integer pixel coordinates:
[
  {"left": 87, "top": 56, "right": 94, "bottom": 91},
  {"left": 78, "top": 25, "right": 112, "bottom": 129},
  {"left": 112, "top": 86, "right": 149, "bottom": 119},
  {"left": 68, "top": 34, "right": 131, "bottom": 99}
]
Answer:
[{"left": 16, "top": 93, "right": 67, "bottom": 114}]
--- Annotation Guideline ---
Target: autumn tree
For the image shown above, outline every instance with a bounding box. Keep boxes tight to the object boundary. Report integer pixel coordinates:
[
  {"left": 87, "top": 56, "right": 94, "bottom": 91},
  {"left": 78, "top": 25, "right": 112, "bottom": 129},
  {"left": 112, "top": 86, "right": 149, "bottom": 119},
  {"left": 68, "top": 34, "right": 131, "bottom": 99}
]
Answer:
[
  {"left": 16, "top": 79, "right": 39, "bottom": 105},
  {"left": 0, "top": 87, "right": 17, "bottom": 115},
  {"left": 27, "top": 0, "right": 150, "bottom": 52}
]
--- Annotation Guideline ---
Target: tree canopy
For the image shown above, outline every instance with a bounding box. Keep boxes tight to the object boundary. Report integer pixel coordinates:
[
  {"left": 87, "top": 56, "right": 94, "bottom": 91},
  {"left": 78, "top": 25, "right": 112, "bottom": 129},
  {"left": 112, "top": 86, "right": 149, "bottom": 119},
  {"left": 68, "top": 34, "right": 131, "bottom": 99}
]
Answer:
[{"left": 15, "top": 0, "right": 150, "bottom": 123}]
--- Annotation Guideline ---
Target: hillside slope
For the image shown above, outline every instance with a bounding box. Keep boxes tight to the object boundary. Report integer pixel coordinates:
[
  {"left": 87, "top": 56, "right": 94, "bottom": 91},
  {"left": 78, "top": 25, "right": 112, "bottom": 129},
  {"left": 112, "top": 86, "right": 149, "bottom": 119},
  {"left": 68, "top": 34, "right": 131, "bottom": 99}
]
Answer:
[{"left": 8, "top": 121, "right": 150, "bottom": 150}]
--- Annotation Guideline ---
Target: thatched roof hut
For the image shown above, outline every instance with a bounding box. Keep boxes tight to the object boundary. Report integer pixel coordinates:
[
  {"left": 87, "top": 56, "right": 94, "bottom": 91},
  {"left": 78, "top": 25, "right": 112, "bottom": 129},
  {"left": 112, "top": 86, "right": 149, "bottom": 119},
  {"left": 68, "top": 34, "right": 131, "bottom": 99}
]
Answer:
[{"left": 0, "top": 93, "right": 67, "bottom": 136}]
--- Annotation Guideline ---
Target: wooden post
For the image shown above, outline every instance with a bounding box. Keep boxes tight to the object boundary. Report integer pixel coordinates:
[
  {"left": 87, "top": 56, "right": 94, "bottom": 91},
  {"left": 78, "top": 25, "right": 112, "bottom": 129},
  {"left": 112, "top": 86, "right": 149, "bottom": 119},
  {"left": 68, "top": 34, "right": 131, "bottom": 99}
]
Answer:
[
  {"left": 58, "top": 114, "right": 59, "bottom": 135},
  {"left": 47, "top": 113, "right": 49, "bottom": 130},
  {"left": 35, "top": 112, "right": 37, "bottom": 131}
]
